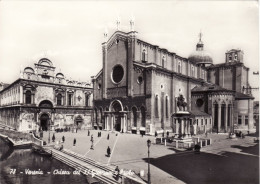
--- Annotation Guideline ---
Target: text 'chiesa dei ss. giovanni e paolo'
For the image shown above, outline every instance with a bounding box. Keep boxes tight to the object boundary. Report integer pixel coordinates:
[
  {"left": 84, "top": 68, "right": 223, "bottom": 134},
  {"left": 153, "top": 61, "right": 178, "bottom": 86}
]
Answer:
[{"left": 0, "top": 20, "right": 255, "bottom": 136}]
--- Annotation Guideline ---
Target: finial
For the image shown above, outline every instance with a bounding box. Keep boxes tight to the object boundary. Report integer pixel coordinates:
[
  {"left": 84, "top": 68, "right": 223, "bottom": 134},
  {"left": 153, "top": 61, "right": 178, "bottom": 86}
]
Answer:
[
  {"left": 199, "top": 30, "right": 203, "bottom": 42},
  {"left": 130, "top": 15, "right": 135, "bottom": 31},
  {"left": 116, "top": 16, "right": 121, "bottom": 31},
  {"left": 104, "top": 27, "right": 108, "bottom": 42}
]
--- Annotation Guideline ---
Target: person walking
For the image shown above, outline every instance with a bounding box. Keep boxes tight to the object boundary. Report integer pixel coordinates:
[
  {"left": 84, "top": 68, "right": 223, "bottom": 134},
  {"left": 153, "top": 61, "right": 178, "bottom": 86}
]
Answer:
[
  {"left": 114, "top": 166, "right": 120, "bottom": 181},
  {"left": 107, "top": 134, "right": 110, "bottom": 140},
  {"left": 52, "top": 133, "right": 55, "bottom": 142},
  {"left": 100, "top": 131, "right": 102, "bottom": 137},
  {"left": 62, "top": 136, "right": 65, "bottom": 143},
  {"left": 73, "top": 138, "right": 76, "bottom": 146},
  {"left": 91, "top": 134, "right": 93, "bottom": 142},
  {"left": 88, "top": 130, "right": 90, "bottom": 136},
  {"left": 107, "top": 146, "right": 111, "bottom": 157}
]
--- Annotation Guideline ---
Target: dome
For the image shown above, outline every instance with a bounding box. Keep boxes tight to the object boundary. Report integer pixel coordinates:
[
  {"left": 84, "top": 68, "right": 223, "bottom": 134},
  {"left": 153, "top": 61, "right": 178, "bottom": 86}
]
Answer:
[
  {"left": 188, "top": 32, "right": 213, "bottom": 65},
  {"left": 188, "top": 50, "right": 213, "bottom": 65}
]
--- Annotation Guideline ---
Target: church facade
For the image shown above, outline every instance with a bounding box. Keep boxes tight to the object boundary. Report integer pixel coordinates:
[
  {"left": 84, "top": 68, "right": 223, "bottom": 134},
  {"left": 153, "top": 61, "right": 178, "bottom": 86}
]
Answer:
[
  {"left": 92, "top": 22, "right": 254, "bottom": 135},
  {"left": 0, "top": 58, "right": 93, "bottom": 132}
]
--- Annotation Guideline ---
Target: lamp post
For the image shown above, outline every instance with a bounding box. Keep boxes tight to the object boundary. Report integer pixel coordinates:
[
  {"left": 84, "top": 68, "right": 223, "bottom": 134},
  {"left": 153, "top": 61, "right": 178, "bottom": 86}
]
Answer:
[{"left": 147, "top": 139, "right": 151, "bottom": 184}]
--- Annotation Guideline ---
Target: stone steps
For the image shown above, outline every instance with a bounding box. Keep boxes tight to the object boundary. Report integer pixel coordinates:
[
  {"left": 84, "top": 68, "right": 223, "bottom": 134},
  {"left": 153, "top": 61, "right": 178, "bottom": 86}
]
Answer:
[{"left": 46, "top": 149, "right": 119, "bottom": 184}]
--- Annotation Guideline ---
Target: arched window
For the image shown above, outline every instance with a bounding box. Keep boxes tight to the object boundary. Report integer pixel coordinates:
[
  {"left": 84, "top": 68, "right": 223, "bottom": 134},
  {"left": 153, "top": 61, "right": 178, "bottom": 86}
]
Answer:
[
  {"left": 191, "top": 66, "right": 195, "bottom": 77},
  {"left": 25, "top": 90, "right": 31, "bottom": 104},
  {"left": 68, "top": 93, "right": 73, "bottom": 106},
  {"left": 142, "top": 49, "right": 146, "bottom": 63},
  {"left": 178, "top": 61, "right": 182, "bottom": 73},
  {"left": 165, "top": 96, "right": 169, "bottom": 118},
  {"left": 57, "top": 93, "right": 62, "bottom": 106},
  {"left": 132, "top": 107, "right": 137, "bottom": 127},
  {"left": 85, "top": 94, "right": 90, "bottom": 106},
  {"left": 155, "top": 95, "right": 159, "bottom": 118},
  {"left": 162, "top": 56, "right": 166, "bottom": 68},
  {"left": 140, "top": 106, "right": 146, "bottom": 127}
]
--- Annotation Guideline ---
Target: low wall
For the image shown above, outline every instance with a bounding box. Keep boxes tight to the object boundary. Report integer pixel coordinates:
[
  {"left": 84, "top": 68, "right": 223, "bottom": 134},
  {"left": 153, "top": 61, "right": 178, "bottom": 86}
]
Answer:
[{"left": 0, "top": 129, "right": 43, "bottom": 146}]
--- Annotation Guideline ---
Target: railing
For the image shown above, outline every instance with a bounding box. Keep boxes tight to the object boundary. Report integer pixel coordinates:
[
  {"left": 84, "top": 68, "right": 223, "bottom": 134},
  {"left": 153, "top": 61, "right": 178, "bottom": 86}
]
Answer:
[
  {"left": 154, "top": 137, "right": 211, "bottom": 149},
  {"left": 0, "top": 129, "right": 43, "bottom": 146}
]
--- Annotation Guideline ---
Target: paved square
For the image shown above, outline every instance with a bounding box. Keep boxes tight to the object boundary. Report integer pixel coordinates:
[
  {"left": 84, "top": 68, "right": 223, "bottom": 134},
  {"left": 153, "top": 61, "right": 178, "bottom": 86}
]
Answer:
[{"left": 43, "top": 130, "right": 259, "bottom": 184}]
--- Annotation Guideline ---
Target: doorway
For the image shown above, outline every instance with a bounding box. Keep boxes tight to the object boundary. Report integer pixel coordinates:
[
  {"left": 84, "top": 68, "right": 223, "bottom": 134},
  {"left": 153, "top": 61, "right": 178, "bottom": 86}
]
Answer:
[
  {"left": 40, "top": 113, "right": 49, "bottom": 131},
  {"left": 114, "top": 114, "right": 121, "bottom": 131}
]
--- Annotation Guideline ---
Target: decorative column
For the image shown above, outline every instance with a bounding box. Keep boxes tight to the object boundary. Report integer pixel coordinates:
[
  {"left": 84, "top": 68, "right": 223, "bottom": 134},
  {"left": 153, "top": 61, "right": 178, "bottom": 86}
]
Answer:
[
  {"left": 181, "top": 119, "right": 184, "bottom": 135},
  {"left": 231, "top": 104, "right": 234, "bottom": 133},
  {"left": 175, "top": 119, "right": 179, "bottom": 134},
  {"left": 218, "top": 104, "right": 221, "bottom": 133},
  {"left": 124, "top": 114, "right": 127, "bottom": 132},
  {"left": 225, "top": 104, "right": 228, "bottom": 132},
  {"left": 212, "top": 103, "right": 215, "bottom": 127},
  {"left": 111, "top": 115, "right": 114, "bottom": 131},
  {"left": 104, "top": 115, "right": 107, "bottom": 130},
  {"left": 188, "top": 119, "right": 191, "bottom": 136}
]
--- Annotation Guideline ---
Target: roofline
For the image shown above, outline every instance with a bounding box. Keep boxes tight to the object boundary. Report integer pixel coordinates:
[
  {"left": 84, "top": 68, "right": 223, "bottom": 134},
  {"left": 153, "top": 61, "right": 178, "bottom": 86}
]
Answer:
[{"left": 0, "top": 78, "right": 93, "bottom": 94}]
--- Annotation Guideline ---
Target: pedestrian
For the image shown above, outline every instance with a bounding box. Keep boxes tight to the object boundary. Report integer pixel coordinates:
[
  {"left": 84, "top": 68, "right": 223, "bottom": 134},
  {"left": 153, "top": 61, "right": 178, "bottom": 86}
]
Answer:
[
  {"left": 114, "top": 166, "right": 120, "bottom": 181},
  {"left": 52, "top": 133, "right": 55, "bottom": 142},
  {"left": 88, "top": 129, "right": 90, "bottom": 136},
  {"left": 107, "top": 134, "right": 110, "bottom": 140},
  {"left": 73, "top": 138, "right": 76, "bottom": 146},
  {"left": 166, "top": 131, "right": 169, "bottom": 138},
  {"left": 91, "top": 134, "right": 93, "bottom": 141},
  {"left": 141, "top": 132, "right": 144, "bottom": 137},
  {"left": 155, "top": 131, "right": 158, "bottom": 137},
  {"left": 76, "top": 128, "right": 78, "bottom": 133},
  {"left": 107, "top": 146, "right": 111, "bottom": 157},
  {"left": 62, "top": 135, "right": 65, "bottom": 143},
  {"left": 100, "top": 132, "right": 102, "bottom": 137}
]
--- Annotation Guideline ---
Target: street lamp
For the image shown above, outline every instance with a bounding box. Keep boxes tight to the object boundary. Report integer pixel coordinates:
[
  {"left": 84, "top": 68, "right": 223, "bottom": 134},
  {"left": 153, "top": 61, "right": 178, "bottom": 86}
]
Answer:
[{"left": 147, "top": 139, "right": 151, "bottom": 184}]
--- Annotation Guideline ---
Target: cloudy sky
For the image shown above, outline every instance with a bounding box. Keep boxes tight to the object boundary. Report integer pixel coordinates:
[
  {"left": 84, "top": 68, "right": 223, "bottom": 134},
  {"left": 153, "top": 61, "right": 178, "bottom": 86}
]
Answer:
[{"left": 0, "top": 0, "right": 259, "bottom": 99}]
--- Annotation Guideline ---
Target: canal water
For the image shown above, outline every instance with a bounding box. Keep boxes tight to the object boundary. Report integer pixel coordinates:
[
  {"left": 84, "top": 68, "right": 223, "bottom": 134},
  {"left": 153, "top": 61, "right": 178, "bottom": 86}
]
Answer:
[{"left": 0, "top": 138, "right": 89, "bottom": 184}]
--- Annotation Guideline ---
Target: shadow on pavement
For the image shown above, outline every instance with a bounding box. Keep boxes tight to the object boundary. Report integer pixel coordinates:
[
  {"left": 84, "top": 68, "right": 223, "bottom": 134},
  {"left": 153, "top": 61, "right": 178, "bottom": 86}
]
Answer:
[
  {"left": 231, "top": 143, "right": 259, "bottom": 156},
  {"left": 143, "top": 144, "right": 259, "bottom": 184}
]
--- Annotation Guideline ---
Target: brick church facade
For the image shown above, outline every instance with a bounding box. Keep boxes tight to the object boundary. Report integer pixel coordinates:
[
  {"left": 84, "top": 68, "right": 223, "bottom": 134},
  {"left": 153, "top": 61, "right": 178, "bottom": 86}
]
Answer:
[{"left": 92, "top": 22, "right": 254, "bottom": 135}]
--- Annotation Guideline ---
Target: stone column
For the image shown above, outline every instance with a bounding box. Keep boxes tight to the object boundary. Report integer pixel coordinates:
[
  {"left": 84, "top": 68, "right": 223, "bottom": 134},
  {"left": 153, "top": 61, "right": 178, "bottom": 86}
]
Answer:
[
  {"left": 184, "top": 119, "right": 187, "bottom": 134},
  {"left": 181, "top": 119, "right": 184, "bottom": 135},
  {"left": 218, "top": 104, "right": 221, "bottom": 133},
  {"left": 124, "top": 114, "right": 127, "bottom": 132},
  {"left": 104, "top": 115, "right": 107, "bottom": 130},
  {"left": 212, "top": 103, "right": 215, "bottom": 127},
  {"left": 225, "top": 105, "right": 228, "bottom": 132},
  {"left": 175, "top": 119, "right": 179, "bottom": 134},
  {"left": 188, "top": 119, "right": 191, "bottom": 135},
  {"left": 231, "top": 104, "right": 234, "bottom": 133},
  {"left": 111, "top": 115, "right": 114, "bottom": 131}
]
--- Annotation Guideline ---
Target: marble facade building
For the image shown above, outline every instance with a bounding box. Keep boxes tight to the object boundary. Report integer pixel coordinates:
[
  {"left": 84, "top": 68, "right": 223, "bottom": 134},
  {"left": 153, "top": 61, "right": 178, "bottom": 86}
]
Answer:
[{"left": 0, "top": 58, "right": 93, "bottom": 132}]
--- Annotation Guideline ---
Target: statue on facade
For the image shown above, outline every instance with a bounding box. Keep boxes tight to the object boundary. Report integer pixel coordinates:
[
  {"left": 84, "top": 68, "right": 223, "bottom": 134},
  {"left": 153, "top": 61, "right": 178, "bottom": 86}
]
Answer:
[{"left": 177, "top": 94, "right": 187, "bottom": 111}]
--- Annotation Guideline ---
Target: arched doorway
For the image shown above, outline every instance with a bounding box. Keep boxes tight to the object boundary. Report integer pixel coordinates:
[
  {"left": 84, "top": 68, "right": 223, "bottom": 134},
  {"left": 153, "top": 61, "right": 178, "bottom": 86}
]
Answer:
[
  {"left": 40, "top": 113, "right": 49, "bottom": 131},
  {"left": 111, "top": 100, "right": 122, "bottom": 131},
  {"left": 75, "top": 115, "right": 83, "bottom": 129},
  {"left": 140, "top": 106, "right": 146, "bottom": 127}
]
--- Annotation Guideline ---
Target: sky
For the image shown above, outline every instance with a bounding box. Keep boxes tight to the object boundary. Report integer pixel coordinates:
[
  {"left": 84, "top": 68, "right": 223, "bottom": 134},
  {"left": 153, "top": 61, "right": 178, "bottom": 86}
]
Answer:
[{"left": 0, "top": 0, "right": 259, "bottom": 99}]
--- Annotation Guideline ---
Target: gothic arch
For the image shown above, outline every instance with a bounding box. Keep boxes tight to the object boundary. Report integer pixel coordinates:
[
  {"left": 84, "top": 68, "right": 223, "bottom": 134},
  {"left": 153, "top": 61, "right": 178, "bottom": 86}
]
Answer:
[{"left": 109, "top": 100, "right": 123, "bottom": 112}]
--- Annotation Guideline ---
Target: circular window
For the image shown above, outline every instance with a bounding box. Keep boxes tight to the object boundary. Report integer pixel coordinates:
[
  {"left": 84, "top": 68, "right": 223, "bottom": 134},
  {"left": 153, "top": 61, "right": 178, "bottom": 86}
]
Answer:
[
  {"left": 137, "top": 76, "right": 143, "bottom": 84},
  {"left": 196, "top": 99, "right": 204, "bottom": 107},
  {"left": 112, "top": 65, "right": 124, "bottom": 84}
]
